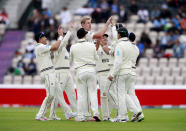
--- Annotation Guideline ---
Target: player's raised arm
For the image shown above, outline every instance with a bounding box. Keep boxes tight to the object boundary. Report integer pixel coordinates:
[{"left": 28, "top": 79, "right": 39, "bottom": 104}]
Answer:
[
  {"left": 111, "top": 18, "right": 118, "bottom": 40},
  {"left": 93, "top": 16, "right": 112, "bottom": 39},
  {"left": 96, "top": 39, "right": 101, "bottom": 51},
  {"left": 50, "top": 26, "right": 63, "bottom": 51},
  {"left": 58, "top": 22, "right": 74, "bottom": 51}
]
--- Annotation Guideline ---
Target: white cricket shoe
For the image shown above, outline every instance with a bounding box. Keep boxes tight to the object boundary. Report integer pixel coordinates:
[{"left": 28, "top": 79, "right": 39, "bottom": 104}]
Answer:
[
  {"left": 65, "top": 112, "right": 76, "bottom": 120},
  {"left": 103, "top": 117, "right": 110, "bottom": 121},
  {"left": 109, "top": 118, "right": 128, "bottom": 123},
  {"left": 48, "top": 116, "right": 61, "bottom": 120}
]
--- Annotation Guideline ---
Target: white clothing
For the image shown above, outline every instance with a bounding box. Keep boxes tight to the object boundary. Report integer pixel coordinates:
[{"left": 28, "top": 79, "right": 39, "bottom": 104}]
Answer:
[
  {"left": 70, "top": 39, "right": 99, "bottom": 75},
  {"left": 60, "top": 10, "right": 71, "bottom": 25},
  {"left": 116, "top": 74, "right": 140, "bottom": 119},
  {"left": 111, "top": 38, "right": 139, "bottom": 77},
  {"left": 36, "top": 72, "right": 56, "bottom": 118},
  {"left": 96, "top": 46, "right": 111, "bottom": 72},
  {"left": 76, "top": 72, "right": 99, "bottom": 121},
  {"left": 35, "top": 43, "right": 56, "bottom": 118},
  {"left": 35, "top": 43, "right": 53, "bottom": 74},
  {"left": 126, "top": 75, "right": 143, "bottom": 115},
  {"left": 110, "top": 38, "right": 140, "bottom": 120},
  {"left": 137, "top": 9, "right": 149, "bottom": 21},
  {"left": 70, "top": 39, "right": 99, "bottom": 121},
  {"left": 86, "top": 31, "right": 95, "bottom": 43},
  {"left": 50, "top": 31, "right": 77, "bottom": 117},
  {"left": 53, "top": 31, "right": 71, "bottom": 68}
]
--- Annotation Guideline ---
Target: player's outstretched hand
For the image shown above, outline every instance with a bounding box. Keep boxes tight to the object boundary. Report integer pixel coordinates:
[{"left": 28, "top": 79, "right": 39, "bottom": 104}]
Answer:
[{"left": 58, "top": 26, "right": 63, "bottom": 36}]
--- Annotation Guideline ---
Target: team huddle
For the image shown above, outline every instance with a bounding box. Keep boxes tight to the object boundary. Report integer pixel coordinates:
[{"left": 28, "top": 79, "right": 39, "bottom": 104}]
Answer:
[{"left": 34, "top": 16, "right": 144, "bottom": 122}]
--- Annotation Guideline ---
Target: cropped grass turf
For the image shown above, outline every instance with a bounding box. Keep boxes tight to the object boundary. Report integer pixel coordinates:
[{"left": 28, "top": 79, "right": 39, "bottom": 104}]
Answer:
[{"left": 0, "top": 108, "right": 186, "bottom": 131}]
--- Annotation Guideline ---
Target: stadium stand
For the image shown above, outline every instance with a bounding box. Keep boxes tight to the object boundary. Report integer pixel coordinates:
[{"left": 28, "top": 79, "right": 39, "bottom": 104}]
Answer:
[{"left": 0, "top": 0, "right": 186, "bottom": 85}]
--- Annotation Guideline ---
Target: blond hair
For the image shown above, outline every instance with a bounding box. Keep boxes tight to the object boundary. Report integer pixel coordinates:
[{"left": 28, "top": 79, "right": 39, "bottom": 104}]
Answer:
[{"left": 81, "top": 16, "right": 91, "bottom": 24}]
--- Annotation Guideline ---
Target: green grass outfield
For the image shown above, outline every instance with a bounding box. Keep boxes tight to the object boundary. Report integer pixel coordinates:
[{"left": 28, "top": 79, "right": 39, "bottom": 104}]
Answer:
[{"left": 0, "top": 107, "right": 186, "bottom": 131}]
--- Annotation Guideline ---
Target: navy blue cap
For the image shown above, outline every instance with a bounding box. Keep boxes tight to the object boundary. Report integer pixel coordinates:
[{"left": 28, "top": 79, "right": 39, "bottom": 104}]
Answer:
[{"left": 35, "top": 32, "right": 46, "bottom": 42}]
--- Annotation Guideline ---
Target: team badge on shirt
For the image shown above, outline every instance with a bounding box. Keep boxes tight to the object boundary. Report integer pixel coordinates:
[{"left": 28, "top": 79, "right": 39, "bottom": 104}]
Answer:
[
  {"left": 116, "top": 50, "right": 120, "bottom": 56},
  {"left": 45, "top": 45, "right": 50, "bottom": 49}
]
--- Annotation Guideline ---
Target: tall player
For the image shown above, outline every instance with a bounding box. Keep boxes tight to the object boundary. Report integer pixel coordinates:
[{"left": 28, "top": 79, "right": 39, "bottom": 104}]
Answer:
[{"left": 80, "top": 16, "right": 111, "bottom": 119}]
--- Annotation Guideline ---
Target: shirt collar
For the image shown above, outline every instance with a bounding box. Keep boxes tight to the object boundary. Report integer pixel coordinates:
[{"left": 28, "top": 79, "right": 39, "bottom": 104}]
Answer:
[
  {"left": 119, "top": 37, "right": 128, "bottom": 42},
  {"left": 36, "top": 42, "right": 42, "bottom": 46},
  {"left": 78, "top": 39, "right": 86, "bottom": 43}
]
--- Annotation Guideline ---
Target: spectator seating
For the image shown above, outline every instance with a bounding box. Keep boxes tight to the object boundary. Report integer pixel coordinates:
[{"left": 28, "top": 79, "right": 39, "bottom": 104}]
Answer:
[{"left": 2, "top": 9, "right": 186, "bottom": 85}]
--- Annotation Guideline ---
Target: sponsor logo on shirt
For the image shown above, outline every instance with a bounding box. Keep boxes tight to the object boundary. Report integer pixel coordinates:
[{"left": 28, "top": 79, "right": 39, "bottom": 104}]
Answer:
[{"left": 102, "top": 58, "right": 109, "bottom": 63}]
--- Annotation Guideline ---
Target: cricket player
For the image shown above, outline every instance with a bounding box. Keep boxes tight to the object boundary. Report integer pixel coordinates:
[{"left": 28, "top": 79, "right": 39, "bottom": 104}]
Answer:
[
  {"left": 81, "top": 16, "right": 111, "bottom": 42},
  {"left": 80, "top": 16, "right": 111, "bottom": 118},
  {"left": 108, "top": 27, "right": 141, "bottom": 122},
  {"left": 127, "top": 32, "right": 144, "bottom": 122},
  {"left": 49, "top": 23, "right": 77, "bottom": 120},
  {"left": 35, "top": 27, "right": 67, "bottom": 121},
  {"left": 95, "top": 21, "right": 124, "bottom": 120},
  {"left": 100, "top": 21, "right": 144, "bottom": 121},
  {"left": 111, "top": 22, "right": 144, "bottom": 122},
  {"left": 96, "top": 34, "right": 118, "bottom": 120},
  {"left": 70, "top": 28, "right": 100, "bottom": 122}
]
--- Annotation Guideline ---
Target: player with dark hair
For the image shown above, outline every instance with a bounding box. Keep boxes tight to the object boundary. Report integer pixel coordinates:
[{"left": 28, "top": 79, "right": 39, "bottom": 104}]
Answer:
[
  {"left": 129, "top": 32, "right": 136, "bottom": 42},
  {"left": 108, "top": 27, "right": 142, "bottom": 122},
  {"left": 35, "top": 27, "right": 70, "bottom": 121},
  {"left": 70, "top": 28, "right": 100, "bottom": 122},
  {"left": 127, "top": 32, "right": 145, "bottom": 122}
]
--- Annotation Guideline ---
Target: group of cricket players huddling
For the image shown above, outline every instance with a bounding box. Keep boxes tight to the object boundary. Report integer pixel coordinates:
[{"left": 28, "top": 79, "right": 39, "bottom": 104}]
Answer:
[{"left": 34, "top": 16, "right": 144, "bottom": 122}]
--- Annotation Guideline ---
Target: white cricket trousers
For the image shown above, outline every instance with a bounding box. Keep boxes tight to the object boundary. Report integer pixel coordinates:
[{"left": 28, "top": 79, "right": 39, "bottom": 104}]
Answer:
[
  {"left": 126, "top": 75, "right": 143, "bottom": 116},
  {"left": 50, "top": 71, "right": 77, "bottom": 117},
  {"left": 76, "top": 71, "right": 99, "bottom": 121},
  {"left": 36, "top": 73, "right": 56, "bottom": 118},
  {"left": 97, "top": 71, "right": 118, "bottom": 119},
  {"left": 116, "top": 74, "right": 140, "bottom": 119}
]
